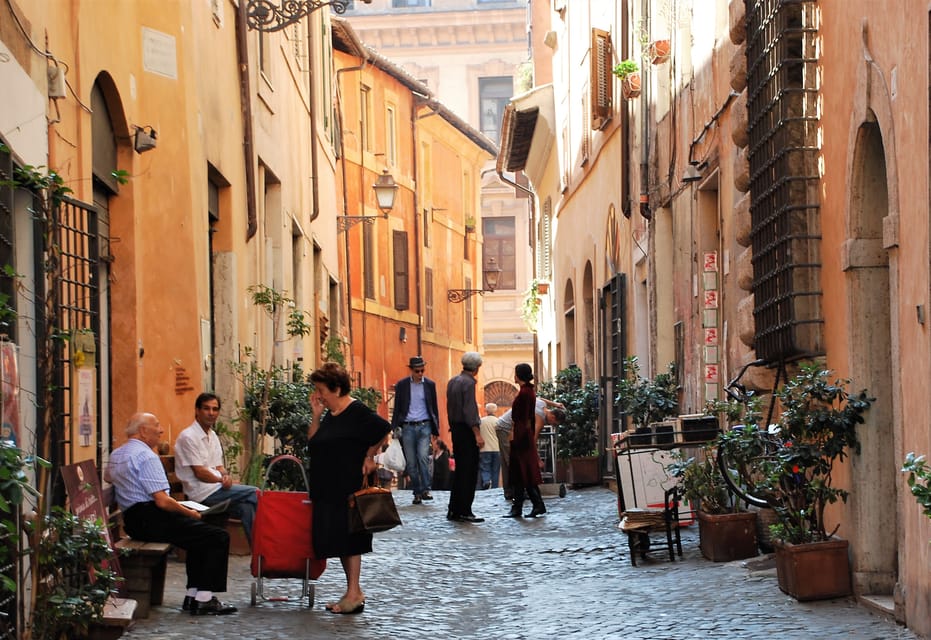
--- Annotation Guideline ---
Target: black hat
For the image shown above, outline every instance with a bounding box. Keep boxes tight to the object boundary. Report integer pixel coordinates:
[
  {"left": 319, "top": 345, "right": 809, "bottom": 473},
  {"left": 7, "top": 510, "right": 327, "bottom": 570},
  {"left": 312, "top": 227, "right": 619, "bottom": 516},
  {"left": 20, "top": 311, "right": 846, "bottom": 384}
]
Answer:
[
  {"left": 515, "top": 363, "right": 534, "bottom": 382},
  {"left": 409, "top": 356, "right": 426, "bottom": 368}
]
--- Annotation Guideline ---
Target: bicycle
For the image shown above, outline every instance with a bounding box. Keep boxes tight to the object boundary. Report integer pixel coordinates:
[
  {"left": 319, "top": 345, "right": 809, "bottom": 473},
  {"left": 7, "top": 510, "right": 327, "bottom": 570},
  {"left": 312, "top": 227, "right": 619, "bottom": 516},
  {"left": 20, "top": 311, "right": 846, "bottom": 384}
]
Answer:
[{"left": 714, "top": 359, "right": 786, "bottom": 509}]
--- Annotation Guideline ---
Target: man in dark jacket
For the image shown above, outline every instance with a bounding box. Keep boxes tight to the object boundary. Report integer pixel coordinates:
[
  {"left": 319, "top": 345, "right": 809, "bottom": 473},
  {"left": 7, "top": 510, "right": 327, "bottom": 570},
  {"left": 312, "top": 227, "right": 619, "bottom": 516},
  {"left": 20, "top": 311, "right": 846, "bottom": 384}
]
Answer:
[
  {"left": 445, "top": 351, "right": 484, "bottom": 523},
  {"left": 391, "top": 356, "right": 441, "bottom": 504}
]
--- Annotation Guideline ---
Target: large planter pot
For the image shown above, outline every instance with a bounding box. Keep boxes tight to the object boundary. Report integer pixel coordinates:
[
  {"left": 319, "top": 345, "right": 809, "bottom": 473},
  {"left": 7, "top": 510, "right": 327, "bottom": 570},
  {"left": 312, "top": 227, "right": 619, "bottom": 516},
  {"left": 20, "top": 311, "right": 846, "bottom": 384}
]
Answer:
[
  {"left": 567, "top": 455, "right": 601, "bottom": 486},
  {"left": 773, "top": 537, "right": 851, "bottom": 601},
  {"left": 697, "top": 510, "right": 758, "bottom": 562}
]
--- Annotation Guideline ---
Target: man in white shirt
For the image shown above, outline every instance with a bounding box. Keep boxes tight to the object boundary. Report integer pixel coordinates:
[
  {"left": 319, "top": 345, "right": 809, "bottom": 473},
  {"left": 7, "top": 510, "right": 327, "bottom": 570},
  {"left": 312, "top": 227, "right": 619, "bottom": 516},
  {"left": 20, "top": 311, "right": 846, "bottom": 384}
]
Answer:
[{"left": 174, "top": 393, "right": 258, "bottom": 542}]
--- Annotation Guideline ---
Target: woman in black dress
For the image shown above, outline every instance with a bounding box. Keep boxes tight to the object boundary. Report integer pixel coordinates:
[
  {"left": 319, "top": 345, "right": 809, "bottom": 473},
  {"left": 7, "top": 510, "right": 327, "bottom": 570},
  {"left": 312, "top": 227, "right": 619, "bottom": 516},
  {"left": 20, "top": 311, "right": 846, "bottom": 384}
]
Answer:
[{"left": 307, "top": 363, "right": 391, "bottom": 614}]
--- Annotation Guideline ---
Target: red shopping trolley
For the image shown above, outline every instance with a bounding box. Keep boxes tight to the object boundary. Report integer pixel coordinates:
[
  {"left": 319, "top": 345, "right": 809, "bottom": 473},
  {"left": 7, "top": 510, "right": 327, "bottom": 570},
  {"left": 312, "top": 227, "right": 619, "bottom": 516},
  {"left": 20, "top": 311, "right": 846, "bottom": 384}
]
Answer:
[{"left": 250, "top": 455, "right": 326, "bottom": 607}]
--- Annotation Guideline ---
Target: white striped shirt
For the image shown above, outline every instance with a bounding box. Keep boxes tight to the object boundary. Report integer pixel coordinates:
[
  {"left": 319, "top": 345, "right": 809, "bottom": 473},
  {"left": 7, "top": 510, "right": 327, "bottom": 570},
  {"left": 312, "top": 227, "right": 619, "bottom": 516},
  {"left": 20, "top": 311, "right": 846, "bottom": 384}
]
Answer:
[{"left": 107, "top": 438, "right": 170, "bottom": 511}]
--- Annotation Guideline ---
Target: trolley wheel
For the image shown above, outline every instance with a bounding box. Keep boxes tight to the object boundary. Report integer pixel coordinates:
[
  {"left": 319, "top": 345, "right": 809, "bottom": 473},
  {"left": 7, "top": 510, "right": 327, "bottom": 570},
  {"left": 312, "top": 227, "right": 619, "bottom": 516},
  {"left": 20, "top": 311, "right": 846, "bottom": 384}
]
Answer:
[
  {"left": 558, "top": 483, "right": 567, "bottom": 498},
  {"left": 250, "top": 582, "right": 257, "bottom": 607},
  {"left": 307, "top": 584, "right": 315, "bottom": 608}
]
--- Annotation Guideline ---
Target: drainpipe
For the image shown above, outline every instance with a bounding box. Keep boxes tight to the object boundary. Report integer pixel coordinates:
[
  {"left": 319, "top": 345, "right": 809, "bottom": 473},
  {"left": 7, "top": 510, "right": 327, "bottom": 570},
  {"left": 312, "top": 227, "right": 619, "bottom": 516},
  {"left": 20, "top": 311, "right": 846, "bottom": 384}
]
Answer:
[
  {"left": 309, "top": 18, "right": 320, "bottom": 223},
  {"left": 236, "top": 1, "right": 258, "bottom": 239},
  {"left": 639, "top": 0, "right": 651, "bottom": 222},
  {"left": 494, "top": 165, "right": 538, "bottom": 375},
  {"left": 336, "top": 63, "right": 366, "bottom": 376}
]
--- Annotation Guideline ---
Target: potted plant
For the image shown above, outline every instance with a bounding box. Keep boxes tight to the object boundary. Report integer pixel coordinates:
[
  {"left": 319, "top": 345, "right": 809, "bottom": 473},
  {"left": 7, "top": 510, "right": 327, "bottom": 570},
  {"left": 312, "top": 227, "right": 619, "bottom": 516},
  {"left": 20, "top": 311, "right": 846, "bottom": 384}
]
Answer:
[
  {"left": 668, "top": 443, "right": 758, "bottom": 562},
  {"left": 520, "top": 281, "right": 543, "bottom": 331},
  {"left": 464, "top": 216, "right": 476, "bottom": 233},
  {"left": 614, "top": 356, "right": 678, "bottom": 446},
  {"left": 764, "top": 363, "right": 874, "bottom": 601},
  {"left": 544, "top": 366, "right": 601, "bottom": 486},
  {"left": 647, "top": 39, "right": 671, "bottom": 64},
  {"left": 902, "top": 452, "right": 931, "bottom": 524},
  {"left": 612, "top": 59, "right": 641, "bottom": 99}
]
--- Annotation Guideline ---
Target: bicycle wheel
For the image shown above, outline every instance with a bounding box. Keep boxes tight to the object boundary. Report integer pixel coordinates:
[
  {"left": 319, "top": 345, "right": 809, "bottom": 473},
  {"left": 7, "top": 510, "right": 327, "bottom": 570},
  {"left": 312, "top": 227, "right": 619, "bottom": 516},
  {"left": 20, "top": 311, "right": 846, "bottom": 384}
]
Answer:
[{"left": 716, "top": 425, "right": 780, "bottom": 509}]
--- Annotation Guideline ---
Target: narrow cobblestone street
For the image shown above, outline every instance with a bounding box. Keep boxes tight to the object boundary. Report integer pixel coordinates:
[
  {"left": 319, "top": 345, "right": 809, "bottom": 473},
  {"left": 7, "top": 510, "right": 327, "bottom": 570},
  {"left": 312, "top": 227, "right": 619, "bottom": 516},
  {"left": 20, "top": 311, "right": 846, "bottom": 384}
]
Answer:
[{"left": 123, "top": 486, "right": 917, "bottom": 640}]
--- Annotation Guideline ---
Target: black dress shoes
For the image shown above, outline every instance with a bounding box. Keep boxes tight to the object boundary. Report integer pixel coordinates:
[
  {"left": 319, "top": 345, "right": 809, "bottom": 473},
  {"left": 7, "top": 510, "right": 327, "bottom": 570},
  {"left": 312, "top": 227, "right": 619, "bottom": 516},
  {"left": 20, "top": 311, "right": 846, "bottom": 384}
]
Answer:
[
  {"left": 182, "top": 596, "right": 194, "bottom": 612},
  {"left": 189, "top": 597, "right": 238, "bottom": 616},
  {"left": 456, "top": 514, "right": 485, "bottom": 523}
]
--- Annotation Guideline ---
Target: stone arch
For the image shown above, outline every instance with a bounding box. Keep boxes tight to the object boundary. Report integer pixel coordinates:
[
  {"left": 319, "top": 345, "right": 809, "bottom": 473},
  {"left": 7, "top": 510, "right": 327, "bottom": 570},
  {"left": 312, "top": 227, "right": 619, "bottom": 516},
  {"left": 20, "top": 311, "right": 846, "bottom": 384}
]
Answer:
[
  {"left": 842, "top": 48, "right": 899, "bottom": 602},
  {"left": 562, "top": 277, "right": 576, "bottom": 368},
  {"left": 484, "top": 380, "right": 518, "bottom": 411}
]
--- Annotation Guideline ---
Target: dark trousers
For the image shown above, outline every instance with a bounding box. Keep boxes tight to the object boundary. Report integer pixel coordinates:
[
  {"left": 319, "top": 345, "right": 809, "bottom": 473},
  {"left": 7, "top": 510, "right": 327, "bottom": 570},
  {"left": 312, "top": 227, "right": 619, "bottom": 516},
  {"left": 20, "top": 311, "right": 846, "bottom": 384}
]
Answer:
[
  {"left": 124, "top": 501, "right": 230, "bottom": 592},
  {"left": 449, "top": 422, "right": 479, "bottom": 517}
]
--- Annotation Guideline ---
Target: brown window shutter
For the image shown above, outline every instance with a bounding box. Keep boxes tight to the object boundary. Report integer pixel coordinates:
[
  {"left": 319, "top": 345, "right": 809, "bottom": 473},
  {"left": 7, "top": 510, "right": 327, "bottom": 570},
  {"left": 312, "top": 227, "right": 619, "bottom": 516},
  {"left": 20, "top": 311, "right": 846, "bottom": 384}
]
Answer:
[
  {"left": 393, "top": 230, "right": 409, "bottom": 310},
  {"left": 591, "top": 28, "right": 613, "bottom": 130}
]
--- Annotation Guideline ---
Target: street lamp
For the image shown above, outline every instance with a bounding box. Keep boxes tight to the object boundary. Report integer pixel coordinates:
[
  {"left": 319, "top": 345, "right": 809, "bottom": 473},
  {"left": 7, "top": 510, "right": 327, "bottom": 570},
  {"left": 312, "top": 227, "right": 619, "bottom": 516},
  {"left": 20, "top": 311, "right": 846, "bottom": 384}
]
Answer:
[
  {"left": 245, "top": 0, "right": 370, "bottom": 32},
  {"left": 447, "top": 257, "right": 503, "bottom": 303},
  {"left": 338, "top": 169, "right": 398, "bottom": 231}
]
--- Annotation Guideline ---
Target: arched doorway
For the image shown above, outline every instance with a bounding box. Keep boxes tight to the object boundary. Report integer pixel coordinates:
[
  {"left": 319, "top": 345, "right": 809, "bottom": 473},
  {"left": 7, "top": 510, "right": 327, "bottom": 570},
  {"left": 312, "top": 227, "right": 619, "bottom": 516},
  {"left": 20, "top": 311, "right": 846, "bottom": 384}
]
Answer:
[{"left": 845, "top": 116, "right": 897, "bottom": 598}]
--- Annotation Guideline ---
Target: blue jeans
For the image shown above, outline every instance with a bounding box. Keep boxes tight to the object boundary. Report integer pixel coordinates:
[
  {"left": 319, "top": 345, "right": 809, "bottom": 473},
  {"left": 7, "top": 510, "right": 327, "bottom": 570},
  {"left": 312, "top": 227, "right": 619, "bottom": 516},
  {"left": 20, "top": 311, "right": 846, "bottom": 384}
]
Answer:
[
  {"left": 401, "top": 422, "right": 433, "bottom": 496},
  {"left": 201, "top": 483, "right": 258, "bottom": 542},
  {"left": 478, "top": 451, "right": 501, "bottom": 489}
]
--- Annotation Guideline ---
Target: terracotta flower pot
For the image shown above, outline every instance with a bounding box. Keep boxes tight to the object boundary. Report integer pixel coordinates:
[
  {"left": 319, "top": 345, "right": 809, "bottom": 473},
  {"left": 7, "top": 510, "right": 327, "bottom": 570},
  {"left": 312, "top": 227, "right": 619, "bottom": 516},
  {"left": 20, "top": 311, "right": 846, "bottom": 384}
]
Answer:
[
  {"left": 697, "top": 510, "right": 758, "bottom": 562},
  {"left": 774, "top": 537, "right": 852, "bottom": 601},
  {"left": 622, "top": 72, "right": 642, "bottom": 99},
  {"left": 649, "top": 39, "right": 671, "bottom": 64}
]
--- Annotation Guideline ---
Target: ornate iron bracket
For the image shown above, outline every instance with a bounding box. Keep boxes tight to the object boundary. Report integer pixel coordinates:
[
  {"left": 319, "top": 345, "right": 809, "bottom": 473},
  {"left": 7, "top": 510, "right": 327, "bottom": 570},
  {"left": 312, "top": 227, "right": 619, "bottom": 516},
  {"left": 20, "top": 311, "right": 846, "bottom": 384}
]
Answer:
[
  {"left": 337, "top": 215, "right": 377, "bottom": 232},
  {"left": 245, "top": 0, "right": 356, "bottom": 32},
  {"left": 446, "top": 289, "right": 488, "bottom": 304}
]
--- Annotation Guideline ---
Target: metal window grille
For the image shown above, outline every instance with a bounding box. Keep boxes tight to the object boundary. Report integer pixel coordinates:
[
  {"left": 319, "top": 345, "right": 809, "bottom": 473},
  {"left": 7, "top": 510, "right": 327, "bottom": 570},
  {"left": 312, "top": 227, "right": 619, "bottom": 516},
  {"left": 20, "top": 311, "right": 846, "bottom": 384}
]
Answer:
[{"left": 746, "top": 0, "right": 823, "bottom": 361}]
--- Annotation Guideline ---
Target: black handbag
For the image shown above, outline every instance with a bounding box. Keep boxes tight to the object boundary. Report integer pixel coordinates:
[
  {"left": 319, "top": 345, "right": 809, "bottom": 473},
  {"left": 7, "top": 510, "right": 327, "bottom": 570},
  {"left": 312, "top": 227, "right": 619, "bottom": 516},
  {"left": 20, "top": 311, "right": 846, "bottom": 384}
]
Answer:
[{"left": 347, "top": 476, "right": 402, "bottom": 534}]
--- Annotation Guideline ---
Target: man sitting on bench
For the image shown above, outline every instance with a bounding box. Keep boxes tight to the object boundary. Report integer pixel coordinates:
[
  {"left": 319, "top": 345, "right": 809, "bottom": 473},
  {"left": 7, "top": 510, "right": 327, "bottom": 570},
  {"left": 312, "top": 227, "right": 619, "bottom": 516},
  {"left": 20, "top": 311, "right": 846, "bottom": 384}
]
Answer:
[{"left": 106, "top": 412, "right": 238, "bottom": 616}]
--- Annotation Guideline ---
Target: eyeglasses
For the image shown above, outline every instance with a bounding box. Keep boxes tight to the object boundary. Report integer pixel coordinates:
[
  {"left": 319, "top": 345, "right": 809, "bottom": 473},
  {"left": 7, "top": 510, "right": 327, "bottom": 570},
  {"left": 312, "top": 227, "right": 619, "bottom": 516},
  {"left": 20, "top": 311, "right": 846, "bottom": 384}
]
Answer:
[{"left": 413, "top": 368, "right": 425, "bottom": 373}]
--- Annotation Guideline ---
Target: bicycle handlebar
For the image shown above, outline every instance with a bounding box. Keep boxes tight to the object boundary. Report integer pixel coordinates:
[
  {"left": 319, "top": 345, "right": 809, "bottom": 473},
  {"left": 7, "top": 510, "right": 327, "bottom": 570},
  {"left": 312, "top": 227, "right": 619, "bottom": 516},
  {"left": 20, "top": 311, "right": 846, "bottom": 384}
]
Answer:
[{"left": 724, "top": 358, "right": 767, "bottom": 401}]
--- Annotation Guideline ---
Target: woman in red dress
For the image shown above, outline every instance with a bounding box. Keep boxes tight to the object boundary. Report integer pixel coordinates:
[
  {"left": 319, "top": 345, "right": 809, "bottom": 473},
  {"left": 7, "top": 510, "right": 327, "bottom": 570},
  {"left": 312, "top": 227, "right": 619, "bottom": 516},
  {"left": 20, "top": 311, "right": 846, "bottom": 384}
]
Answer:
[{"left": 505, "top": 363, "right": 547, "bottom": 518}]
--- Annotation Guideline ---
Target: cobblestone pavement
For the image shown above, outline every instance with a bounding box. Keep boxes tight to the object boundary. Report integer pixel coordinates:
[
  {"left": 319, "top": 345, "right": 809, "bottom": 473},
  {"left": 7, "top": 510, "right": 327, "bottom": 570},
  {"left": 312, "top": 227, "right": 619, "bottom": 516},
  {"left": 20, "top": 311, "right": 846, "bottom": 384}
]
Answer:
[{"left": 123, "top": 486, "right": 918, "bottom": 640}]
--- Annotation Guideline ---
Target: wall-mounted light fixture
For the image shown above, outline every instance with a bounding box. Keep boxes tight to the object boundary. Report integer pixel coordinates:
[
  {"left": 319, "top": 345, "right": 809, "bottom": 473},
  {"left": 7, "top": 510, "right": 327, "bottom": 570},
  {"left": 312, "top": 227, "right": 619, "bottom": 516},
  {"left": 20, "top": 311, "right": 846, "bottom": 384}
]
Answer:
[
  {"left": 338, "top": 168, "right": 398, "bottom": 231},
  {"left": 447, "top": 257, "right": 503, "bottom": 303},
  {"left": 133, "top": 126, "right": 157, "bottom": 154},
  {"left": 399, "top": 327, "right": 407, "bottom": 343},
  {"left": 244, "top": 0, "right": 370, "bottom": 31},
  {"left": 682, "top": 161, "right": 703, "bottom": 183}
]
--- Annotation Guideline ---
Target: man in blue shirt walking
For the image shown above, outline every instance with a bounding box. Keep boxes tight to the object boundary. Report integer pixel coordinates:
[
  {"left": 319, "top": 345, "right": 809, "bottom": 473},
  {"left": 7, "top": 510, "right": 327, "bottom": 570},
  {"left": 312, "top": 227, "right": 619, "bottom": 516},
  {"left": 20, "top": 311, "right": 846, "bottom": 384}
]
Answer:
[{"left": 391, "top": 356, "right": 441, "bottom": 504}]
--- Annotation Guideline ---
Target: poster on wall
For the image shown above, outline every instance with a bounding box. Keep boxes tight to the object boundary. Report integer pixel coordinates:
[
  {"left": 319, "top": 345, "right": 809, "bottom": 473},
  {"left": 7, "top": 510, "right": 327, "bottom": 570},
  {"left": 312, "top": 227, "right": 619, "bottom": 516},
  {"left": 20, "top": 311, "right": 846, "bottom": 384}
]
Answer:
[
  {"left": 0, "top": 341, "right": 20, "bottom": 445},
  {"left": 73, "top": 367, "right": 97, "bottom": 461}
]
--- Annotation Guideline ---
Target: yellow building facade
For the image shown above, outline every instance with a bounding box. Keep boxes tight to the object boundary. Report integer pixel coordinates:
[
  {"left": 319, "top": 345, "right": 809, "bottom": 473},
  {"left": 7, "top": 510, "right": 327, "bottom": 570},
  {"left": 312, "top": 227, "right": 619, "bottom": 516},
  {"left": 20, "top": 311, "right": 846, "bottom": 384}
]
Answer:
[{"left": 333, "top": 18, "right": 495, "bottom": 439}]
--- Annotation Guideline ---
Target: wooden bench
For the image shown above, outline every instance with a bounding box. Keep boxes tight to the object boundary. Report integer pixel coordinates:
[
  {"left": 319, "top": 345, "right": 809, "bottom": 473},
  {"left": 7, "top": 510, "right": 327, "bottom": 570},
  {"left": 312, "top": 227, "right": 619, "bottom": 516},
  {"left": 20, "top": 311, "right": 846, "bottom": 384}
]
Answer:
[{"left": 101, "top": 486, "right": 172, "bottom": 618}]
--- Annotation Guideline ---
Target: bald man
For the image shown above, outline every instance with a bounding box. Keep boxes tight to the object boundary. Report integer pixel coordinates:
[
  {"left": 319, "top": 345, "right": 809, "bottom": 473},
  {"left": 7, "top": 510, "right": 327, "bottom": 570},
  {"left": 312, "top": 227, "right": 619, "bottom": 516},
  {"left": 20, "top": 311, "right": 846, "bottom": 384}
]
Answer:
[{"left": 106, "top": 412, "right": 237, "bottom": 616}]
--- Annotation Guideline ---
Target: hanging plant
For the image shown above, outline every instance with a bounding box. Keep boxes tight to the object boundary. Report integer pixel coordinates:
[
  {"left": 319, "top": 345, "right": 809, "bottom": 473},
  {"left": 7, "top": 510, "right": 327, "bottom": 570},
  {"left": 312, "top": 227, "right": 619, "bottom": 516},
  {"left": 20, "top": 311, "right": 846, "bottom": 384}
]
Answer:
[
  {"left": 612, "top": 59, "right": 641, "bottom": 99},
  {"left": 520, "top": 279, "right": 544, "bottom": 331},
  {"left": 648, "top": 39, "right": 671, "bottom": 64}
]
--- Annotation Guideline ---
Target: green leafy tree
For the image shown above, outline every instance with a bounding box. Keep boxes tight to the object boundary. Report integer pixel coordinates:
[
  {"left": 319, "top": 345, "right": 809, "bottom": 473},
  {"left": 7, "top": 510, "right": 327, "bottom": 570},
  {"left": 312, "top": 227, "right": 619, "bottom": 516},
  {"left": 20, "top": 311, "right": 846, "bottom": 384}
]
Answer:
[
  {"left": 614, "top": 356, "right": 678, "bottom": 430},
  {"left": 540, "top": 367, "right": 601, "bottom": 460}
]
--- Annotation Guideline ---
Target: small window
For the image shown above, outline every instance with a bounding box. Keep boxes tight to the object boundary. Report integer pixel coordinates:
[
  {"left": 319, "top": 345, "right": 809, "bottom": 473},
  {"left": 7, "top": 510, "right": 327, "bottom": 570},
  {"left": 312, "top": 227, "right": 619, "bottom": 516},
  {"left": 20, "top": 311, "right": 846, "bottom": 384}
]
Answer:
[
  {"left": 393, "top": 230, "right": 409, "bottom": 310},
  {"left": 479, "top": 76, "right": 513, "bottom": 144},
  {"left": 386, "top": 105, "right": 398, "bottom": 166},
  {"left": 392, "top": 0, "right": 430, "bottom": 7},
  {"left": 590, "top": 28, "right": 613, "bottom": 130},
  {"left": 482, "top": 217, "right": 516, "bottom": 290},
  {"left": 360, "top": 85, "right": 373, "bottom": 153},
  {"left": 464, "top": 276, "right": 473, "bottom": 343},
  {"left": 423, "top": 208, "right": 431, "bottom": 247},
  {"left": 424, "top": 268, "right": 434, "bottom": 331},
  {"left": 364, "top": 224, "right": 375, "bottom": 299}
]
